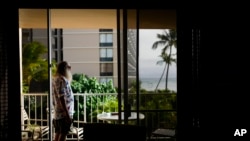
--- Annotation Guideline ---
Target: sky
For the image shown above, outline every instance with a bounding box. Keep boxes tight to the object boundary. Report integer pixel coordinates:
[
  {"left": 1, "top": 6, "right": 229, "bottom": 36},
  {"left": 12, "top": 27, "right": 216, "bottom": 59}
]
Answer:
[{"left": 139, "top": 29, "right": 176, "bottom": 79}]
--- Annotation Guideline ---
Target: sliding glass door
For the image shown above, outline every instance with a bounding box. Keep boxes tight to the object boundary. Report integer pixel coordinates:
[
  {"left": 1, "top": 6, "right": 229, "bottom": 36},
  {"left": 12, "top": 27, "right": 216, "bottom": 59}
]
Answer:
[
  {"left": 19, "top": 8, "right": 177, "bottom": 140},
  {"left": 117, "top": 9, "right": 177, "bottom": 137},
  {"left": 19, "top": 8, "right": 52, "bottom": 140}
]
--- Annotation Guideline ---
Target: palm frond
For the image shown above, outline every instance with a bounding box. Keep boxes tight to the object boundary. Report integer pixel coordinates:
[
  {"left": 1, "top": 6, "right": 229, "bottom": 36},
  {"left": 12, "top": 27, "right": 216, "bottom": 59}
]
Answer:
[{"left": 152, "top": 40, "right": 167, "bottom": 49}]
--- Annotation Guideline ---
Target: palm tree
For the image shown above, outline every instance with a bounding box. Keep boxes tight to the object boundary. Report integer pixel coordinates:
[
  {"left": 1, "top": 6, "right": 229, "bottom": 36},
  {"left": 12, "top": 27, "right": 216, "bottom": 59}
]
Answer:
[
  {"left": 152, "top": 29, "right": 177, "bottom": 91},
  {"left": 154, "top": 53, "right": 176, "bottom": 92}
]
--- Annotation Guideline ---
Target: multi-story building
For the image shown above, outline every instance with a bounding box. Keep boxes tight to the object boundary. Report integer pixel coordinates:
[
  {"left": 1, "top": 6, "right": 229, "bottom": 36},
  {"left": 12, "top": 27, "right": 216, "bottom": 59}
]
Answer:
[{"left": 21, "top": 28, "right": 137, "bottom": 88}]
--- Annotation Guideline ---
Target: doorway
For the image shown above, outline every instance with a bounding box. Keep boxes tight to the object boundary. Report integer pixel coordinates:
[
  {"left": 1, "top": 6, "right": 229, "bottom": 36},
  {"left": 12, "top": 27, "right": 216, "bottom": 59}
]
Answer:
[{"left": 19, "top": 8, "right": 177, "bottom": 140}]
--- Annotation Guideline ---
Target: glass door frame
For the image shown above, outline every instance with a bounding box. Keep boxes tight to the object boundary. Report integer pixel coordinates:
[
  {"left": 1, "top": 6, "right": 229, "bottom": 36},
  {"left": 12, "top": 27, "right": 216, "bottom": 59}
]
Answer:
[{"left": 116, "top": 8, "right": 141, "bottom": 125}]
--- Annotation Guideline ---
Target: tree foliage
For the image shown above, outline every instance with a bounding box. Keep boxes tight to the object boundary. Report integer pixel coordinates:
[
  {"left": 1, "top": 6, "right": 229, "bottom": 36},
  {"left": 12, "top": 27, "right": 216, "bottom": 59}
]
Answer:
[
  {"left": 71, "top": 73, "right": 117, "bottom": 121},
  {"left": 22, "top": 41, "right": 48, "bottom": 92},
  {"left": 22, "top": 41, "right": 57, "bottom": 92},
  {"left": 71, "top": 73, "right": 117, "bottom": 93}
]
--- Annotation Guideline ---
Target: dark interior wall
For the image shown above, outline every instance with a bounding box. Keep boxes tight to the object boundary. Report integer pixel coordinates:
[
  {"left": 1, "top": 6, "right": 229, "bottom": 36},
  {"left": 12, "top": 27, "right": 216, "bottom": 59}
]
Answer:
[
  {"left": 0, "top": 10, "right": 9, "bottom": 141},
  {"left": 193, "top": 6, "right": 250, "bottom": 140},
  {"left": 0, "top": 5, "right": 21, "bottom": 141},
  {"left": 177, "top": 4, "right": 250, "bottom": 140}
]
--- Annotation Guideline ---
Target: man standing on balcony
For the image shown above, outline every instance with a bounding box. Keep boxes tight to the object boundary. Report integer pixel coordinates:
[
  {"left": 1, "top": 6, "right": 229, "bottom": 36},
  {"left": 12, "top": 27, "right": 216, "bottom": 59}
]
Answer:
[{"left": 52, "top": 61, "right": 74, "bottom": 141}]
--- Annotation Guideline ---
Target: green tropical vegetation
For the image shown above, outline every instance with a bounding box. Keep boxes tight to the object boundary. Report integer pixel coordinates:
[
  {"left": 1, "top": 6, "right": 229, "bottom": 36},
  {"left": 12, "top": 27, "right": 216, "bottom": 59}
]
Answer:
[
  {"left": 71, "top": 73, "right": 117, "bottom": 93},
  {"left": 128, "top": 87, "right": 177, "bottom": 128},
  {"left": 22, "top": 41, "right": 56, "bottom": 93},
  {"left": 71, "top": 73, "right": 118, "bottom": 121},
  {"left": 70, "top": 74, "right": 176, "bottom": 127}
]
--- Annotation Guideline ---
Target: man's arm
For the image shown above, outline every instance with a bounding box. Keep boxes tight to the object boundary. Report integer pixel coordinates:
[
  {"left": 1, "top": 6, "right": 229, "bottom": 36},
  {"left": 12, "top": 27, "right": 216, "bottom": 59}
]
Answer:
[{"left": 59, "top": 96, "right": 71, "bottom": 121}]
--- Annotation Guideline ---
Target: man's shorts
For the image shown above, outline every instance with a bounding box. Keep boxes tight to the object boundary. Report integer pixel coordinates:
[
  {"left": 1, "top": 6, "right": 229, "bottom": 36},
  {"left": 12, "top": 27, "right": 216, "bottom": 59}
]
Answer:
[{"left": 53, "top": 118, "right": 73, "bottom": 134}]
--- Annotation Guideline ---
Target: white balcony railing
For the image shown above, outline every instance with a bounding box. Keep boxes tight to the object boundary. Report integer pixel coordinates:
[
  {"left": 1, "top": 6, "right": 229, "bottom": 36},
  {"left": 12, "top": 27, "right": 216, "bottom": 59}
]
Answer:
[
  {"left": 21, "top": 92, "right": 119, "bottom": 122},
  {"left": 21, "top": 92, "right": 177, "bottom": 140},
  {"left": 21, "top": 92, "right": 119, "bottom": 140}
]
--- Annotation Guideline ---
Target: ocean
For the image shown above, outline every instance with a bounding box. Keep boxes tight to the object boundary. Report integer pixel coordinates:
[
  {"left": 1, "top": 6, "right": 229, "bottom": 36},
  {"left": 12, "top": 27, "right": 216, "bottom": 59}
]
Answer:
[{"left": 140, "top": 77, "right": 177, "bottom": 92}]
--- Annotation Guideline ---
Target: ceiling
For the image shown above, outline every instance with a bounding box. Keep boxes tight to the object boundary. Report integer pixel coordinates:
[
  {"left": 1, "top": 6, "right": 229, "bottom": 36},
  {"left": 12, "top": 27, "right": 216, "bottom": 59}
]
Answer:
[{"left": 19, "top": 9, "right": 176, "bottom": 29}]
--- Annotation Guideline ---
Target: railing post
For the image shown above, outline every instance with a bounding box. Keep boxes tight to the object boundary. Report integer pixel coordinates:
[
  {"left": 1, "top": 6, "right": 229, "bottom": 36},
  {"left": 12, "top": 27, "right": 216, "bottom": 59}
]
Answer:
[
  {"left": 21, "top": 94, "right": 24, "bottom": 130},
  {"left": 84, "top": 92, "right": 87, "bottom": 123}
]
